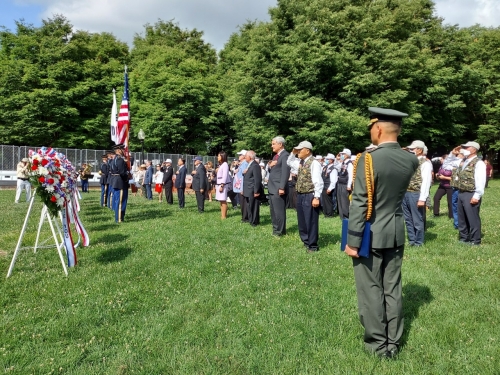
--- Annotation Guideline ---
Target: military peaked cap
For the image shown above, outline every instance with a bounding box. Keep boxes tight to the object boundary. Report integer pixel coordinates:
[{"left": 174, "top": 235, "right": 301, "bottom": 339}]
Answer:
[{"left": 368, "top": 107, "right": 408, "bottom": 126}]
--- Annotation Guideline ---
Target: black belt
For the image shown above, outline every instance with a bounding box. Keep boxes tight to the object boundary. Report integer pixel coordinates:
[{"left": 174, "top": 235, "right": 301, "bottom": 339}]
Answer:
[
  {"left": 459, "top": 189, "right": 473, "bottom": 193},
  {"left": 18, "top": 178, "right": 28, "bottom": 181}
]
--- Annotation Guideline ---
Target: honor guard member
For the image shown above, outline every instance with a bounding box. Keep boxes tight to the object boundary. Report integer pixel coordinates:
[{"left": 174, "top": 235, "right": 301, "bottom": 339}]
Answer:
[
  {"left": 337, "top": 148, "right": 353, "bottom": 219},
  {"left": 99, "top": 154, "right": 109, "bottom": 207},
  {"left": 321, "top": 153, "right": 338, "bottom": 217},
  {"left": 106, "top": 150, "right": 115, "bottom": 208},
  {"left": 287, "top": 141, "right": 324, "bottom": 252},
  {"left": 401, "top": 140, "right": 432, "bottom": 246},
  {"left": 456, "top": 141, "right": 486, "bottom": 245},
  {"left": 110, "top": 144, "right": 129, "bottom": 222},
  {"left": 344, "top": 107, "right": 418, "bottom": 358}
]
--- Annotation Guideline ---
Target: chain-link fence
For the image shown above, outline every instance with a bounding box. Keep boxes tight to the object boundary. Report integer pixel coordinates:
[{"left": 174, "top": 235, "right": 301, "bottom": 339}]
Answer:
[{"left": 0, "top": 145, "right": 220, "bottom": 173}]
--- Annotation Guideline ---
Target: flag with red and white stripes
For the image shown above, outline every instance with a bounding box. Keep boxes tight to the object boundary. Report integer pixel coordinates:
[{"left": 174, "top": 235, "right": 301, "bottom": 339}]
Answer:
[{"left": 116, "top": 69, "right": 130, "bottom": 150}]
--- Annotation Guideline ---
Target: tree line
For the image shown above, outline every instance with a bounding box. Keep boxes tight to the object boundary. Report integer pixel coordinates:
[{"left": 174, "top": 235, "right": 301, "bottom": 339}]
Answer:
[{"left": 1, "top": 0, "right": 499, "bottom": 161}]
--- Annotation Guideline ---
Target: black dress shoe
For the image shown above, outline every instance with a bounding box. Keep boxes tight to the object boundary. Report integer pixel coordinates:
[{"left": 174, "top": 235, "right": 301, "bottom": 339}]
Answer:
[{"left": 381, "top": 347, "right": 399, "bottom": 359}]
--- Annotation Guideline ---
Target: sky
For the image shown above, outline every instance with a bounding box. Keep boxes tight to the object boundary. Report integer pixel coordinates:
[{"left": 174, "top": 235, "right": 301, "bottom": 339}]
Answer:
[{"left": 1, "top": 0, "right": 499, "bottom": 51}]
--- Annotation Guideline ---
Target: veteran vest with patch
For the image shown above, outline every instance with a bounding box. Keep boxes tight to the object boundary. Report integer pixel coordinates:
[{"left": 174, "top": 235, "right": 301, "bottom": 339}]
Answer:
[
  {"left": 457, "top": 157, "right": 479, "bottom": 192},
  {"left": 296, "top": 157, "right": 315, "bottom": 193},
  {"left": 322, "top": 164, "right": 335, "bottom": 187},
  {"left": 407, "top": 157, "right": 426, "bottom": 192},
  {"left": 337, "top": 160, "right": 351, "bottom": 185},
  {"left": 450, "top": 165, "right": 461, "bottom": 189}
]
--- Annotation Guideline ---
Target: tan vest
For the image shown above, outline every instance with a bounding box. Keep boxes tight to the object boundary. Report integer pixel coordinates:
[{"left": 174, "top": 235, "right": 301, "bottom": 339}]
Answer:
[
  {"left": 457, "top": 157, "right": 478, "bottom": 192},
  {"left": 407, "top": 157, "right": 425, "bottom": 192},
  {"left": 296, "top": 157, "right": 315, "bottom": 193}
]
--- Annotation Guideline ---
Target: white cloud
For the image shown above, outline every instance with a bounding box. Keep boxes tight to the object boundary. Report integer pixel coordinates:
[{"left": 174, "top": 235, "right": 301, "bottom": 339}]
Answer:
[
  {"left": 15, "top": 0, "right": 500, "bottom": 53},
  {"left": 434, "top": 0, "right": 500, "bottom": 27},
  {"left": 32, "top": 0, "right": 277, "bottom": 51}
]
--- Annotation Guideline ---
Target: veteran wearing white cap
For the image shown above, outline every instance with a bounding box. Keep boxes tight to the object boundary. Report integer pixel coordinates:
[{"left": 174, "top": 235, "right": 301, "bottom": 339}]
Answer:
[
  {"left": 234, "top": 149, "right": 249, "bottom": 222},
  {"left": 401, "top": 140, "right": 432, "bottom": 246},
  {"left": 456, "top": 141, "right": 486, "bottom": 245},
  {"left": 287, "top": 141, "right": 324, "bottom": 252},
  {"left": 162, "top": 159, "right": 174, "bottom": 204},
  {"left": 321, "top": 153, "right": 338, "bottom": 217},
  {"left": 337, "top": 148, "right": 353, "bottom": 220}
]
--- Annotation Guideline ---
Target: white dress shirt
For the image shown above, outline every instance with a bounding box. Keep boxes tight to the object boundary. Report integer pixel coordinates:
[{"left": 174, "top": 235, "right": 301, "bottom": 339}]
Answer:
[
  {"left": 326, "top": 166, "right": 338, "bottom": 191},
  {"left": 418, "top": 157, "right": 432, "bottom": 201}
]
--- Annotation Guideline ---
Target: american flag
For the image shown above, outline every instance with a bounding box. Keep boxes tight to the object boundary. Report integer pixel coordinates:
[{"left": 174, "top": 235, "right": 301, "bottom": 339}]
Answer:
[{"left": 116, "top": 68, "right": 130, "bottom": 151}]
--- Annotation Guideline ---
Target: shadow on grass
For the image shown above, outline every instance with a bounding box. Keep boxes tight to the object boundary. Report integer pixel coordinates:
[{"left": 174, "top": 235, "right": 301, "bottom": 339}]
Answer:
[
  {"left": 95, "top": 233, "right": 129, "bottom": 246},
  {"left": 424, "top": 231, "right": 438, "bottom": 241},
  {"left": 401, "top": 283, "right": 433, "bottom": 348},
  {"left": 96, "top": 246, "right": 133, "bottom": 263},
  {"left": 129, "top": 209, "right": 170, "bottom": 221}
]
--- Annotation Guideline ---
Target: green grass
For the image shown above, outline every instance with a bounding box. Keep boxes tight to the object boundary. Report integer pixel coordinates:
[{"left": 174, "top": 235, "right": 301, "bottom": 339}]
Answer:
[{"left": 1, "top": 183, "right": 499, "bottom": 374}]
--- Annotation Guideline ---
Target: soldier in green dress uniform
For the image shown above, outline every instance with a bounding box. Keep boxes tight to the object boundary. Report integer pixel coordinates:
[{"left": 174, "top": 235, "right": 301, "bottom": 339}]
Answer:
[{"left": 344, "top": 107, "right": 419, "bottom": 358}]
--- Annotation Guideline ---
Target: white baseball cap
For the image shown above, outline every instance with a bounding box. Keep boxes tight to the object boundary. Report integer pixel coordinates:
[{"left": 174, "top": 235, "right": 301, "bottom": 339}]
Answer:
[
  {"left": 237, "top": 149, "right": 247, "bottom": 155},
  {"left": 461, "top": 141, "right": 480, "bottom": 150},
  {"left": 293, "top": 141, "right": 313, "bottom": 150},
  {"left": 325, "top": 153, "right": 335, "bottom": 160},
  {"left": 315, "top": 155, "right": 323, "bottom": 160},
  {"left": 407, "top": 140, "right": 425, "bottom": 149},
  {"left": 165, "top": 159, "right": 172, "bottom": 163},
  {"left": 341, "top": 148, "right": 351, "bottom": 157}
]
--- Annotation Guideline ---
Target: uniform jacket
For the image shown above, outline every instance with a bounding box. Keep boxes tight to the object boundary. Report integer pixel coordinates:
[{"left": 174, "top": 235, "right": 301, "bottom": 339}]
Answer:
[
  {"left": 100, "top": 162, "right": 109, "bottom": 185},
  {"left": 162, "top": 165, "right": 174, "bottom": 187},
  {"left": 110, "top": 156, "right": 129, "bottom": 190},
  {"left": 175, "top": 165, "right": 187, "bottom": 189},
  {"left": 243, "top": 161, "right": 263, "bottom": 198},
  {"left": 268, "top": 150, "right": 290, "bottom": 195},
  {"left": 348, "top": 142, "right": 419, "bottom": 249},
  {"left": 192, "top": 163, "right": 208, "bottom": 192}
]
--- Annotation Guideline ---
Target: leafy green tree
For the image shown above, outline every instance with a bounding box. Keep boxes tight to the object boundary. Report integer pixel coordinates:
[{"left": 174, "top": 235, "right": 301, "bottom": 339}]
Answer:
[
  {"left": 219, "top": 0, "right": 489, "bottom": 156},
  {"left": 129, "top": 20, "right": 230, "bottom": 154},
  {"left": 0, "top": 16, "right": 129, "bottom": 148}
]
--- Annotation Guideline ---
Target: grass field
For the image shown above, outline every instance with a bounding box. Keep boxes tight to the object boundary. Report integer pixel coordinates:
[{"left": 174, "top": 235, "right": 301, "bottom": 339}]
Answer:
[{"left": 1, "top": 183, "right": 499, "bottom": 374}]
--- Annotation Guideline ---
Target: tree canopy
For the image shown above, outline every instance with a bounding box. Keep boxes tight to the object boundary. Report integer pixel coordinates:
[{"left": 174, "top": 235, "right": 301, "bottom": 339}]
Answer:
[{"left": 0, "top": 3, "right": 499, "bottom": 158}]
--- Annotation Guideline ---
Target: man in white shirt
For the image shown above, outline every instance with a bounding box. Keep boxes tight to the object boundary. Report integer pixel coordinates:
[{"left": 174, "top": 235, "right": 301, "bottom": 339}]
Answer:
[
  {"left": 402, "top": 140, "right": 432, "bottom": 246},
  {"left": 456, "top": 141, "right": 486, "bottom": 245},
  {"left": 287, "top": 141, "right": 324, "bottom": 252}
]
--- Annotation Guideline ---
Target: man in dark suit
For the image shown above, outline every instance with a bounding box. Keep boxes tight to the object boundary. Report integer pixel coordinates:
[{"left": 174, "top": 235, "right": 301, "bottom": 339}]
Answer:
[
  {"left": 268, "top": 136, "right": 290, "bottom": 236},
  {"left": 110, "top": 144, "right": 130, "bottom": 223},
  {"left": 344, "top": 107, "right": 419, "bottom": 358},
  {"left": 191, "top": 156, "right": 208, "bottom": 212},
  {"left": 243, "top": 150, "right": 262, "bottom": 226},
  {"left": 162, "top": 159, "right": 174, "bottom": 205},
  {"left": 175, "top": 158, "right": 187, "bottom": 208},
  {"left": 99, "top": 154, "right": 109, "bottom": 207},
  {"left": 144, "top": 160, "right": 153, "bottom": 200}
]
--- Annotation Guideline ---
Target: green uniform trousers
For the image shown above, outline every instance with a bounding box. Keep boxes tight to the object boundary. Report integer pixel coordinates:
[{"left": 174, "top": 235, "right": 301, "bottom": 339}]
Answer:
[{"left": 352, "top": 245, "right": 404, "bottom": 354}]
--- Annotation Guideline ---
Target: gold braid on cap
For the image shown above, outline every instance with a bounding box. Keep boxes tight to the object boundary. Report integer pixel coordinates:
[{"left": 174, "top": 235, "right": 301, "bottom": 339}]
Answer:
[{"left": 351, "top": 152, "right": 374, "bottom": 221}]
